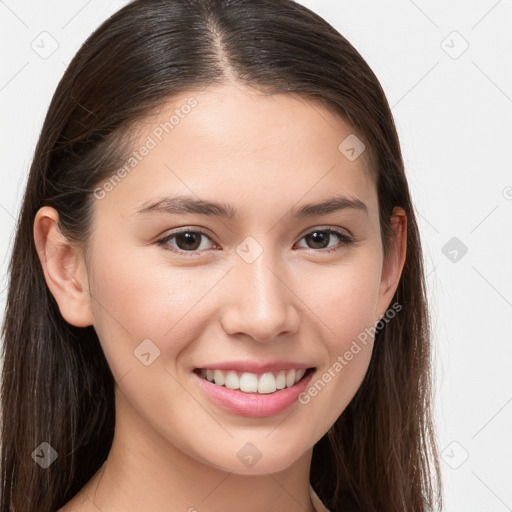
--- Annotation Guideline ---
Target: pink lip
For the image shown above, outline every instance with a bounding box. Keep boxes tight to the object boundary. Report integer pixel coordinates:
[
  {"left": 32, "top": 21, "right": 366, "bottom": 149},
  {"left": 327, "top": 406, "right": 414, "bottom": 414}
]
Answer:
[
  {"left": 196, "top": 360, "right": 313, "bottom": 373},
  {"left": 192, "top": 368, "right": 316, "bottom": 418}
]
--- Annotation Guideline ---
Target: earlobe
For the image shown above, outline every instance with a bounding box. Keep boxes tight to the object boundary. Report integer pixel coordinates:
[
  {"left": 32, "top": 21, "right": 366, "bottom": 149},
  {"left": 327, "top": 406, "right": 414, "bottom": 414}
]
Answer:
[
  {"left": 375, "top": 206, "right": 407, "bottom": 320},
  {"left": 33, "top": 206, "right": 93, "bottom": 328}
]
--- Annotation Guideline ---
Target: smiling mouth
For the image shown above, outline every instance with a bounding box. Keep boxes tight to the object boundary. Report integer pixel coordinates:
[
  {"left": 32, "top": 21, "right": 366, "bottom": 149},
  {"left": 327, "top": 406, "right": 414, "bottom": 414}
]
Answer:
[{"left": 194, "top": 367, "right": 315, "bottom": 394}]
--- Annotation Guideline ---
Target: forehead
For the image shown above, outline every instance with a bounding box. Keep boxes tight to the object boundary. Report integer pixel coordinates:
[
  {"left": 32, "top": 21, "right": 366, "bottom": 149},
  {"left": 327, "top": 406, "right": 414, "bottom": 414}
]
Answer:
[
  {"left": 153, "top": 83, "right": 369, "bottom": 160},
  {"left": 96, "top": 82, "right": 378, "bottom": 222}
]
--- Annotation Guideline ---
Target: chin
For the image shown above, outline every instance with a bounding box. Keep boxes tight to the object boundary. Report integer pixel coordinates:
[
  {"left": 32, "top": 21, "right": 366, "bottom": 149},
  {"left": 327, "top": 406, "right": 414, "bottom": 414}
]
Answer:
[{"left": 194, "top": 438, "right": 311, "bottom": 475}]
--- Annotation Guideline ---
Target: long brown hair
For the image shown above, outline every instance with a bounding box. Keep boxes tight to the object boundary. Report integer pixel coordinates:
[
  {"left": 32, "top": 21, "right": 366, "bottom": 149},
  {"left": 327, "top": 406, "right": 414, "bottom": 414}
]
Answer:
[{"left": 0, "top": 0, "right": 443, "bottom": 510}]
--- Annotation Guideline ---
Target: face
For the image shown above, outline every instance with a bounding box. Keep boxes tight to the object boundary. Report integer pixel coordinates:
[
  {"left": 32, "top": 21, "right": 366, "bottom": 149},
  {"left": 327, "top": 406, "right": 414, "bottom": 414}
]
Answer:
[{"left": 57, "top": 83, "right": 403, "bottom": 475}]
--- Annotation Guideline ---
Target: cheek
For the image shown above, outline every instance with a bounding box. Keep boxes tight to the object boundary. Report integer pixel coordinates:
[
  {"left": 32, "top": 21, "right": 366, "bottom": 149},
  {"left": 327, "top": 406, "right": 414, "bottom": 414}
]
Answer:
[
  {"left": 86, "top": 243, "right": 227, "bottom": 378},
  {"left": 295, "top": 246, "right": 382, "bottom": 344},
  {"left": 292, "top": 251, "right": 381, "bottom": 429}
]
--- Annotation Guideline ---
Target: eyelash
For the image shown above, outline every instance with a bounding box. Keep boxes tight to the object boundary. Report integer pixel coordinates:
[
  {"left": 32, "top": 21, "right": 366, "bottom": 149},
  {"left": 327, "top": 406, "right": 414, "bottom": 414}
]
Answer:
[{"left": 155, "top": 226, "right": 355, "bottom": 257}]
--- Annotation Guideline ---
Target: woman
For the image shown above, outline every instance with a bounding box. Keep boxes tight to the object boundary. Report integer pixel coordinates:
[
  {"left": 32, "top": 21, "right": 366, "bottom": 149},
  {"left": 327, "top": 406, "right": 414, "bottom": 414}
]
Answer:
[{"left": 0, "top": 0, "right": 443, "bottom": 510}]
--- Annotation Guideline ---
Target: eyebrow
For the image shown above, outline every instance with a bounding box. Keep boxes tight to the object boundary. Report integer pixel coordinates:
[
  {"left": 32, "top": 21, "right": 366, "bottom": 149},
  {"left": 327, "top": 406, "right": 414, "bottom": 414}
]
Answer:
[{"left": 134, "top": 194, "right": 368, "bottom": 219}]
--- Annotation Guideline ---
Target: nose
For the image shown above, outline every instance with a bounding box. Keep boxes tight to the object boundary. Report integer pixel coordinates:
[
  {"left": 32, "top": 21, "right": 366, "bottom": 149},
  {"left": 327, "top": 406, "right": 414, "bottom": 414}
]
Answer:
[{"left": 219, "top": 253, "right": 300, "bottom": 343}]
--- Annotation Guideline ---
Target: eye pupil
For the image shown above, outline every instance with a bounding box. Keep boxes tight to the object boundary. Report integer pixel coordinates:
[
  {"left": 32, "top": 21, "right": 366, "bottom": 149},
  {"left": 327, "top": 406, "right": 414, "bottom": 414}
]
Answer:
[
  {"left": 307, "top": 231, "right": 329, "bottom": 249},
  {"left": 176, "top": 232, "right": 201, "bottom": 250}
]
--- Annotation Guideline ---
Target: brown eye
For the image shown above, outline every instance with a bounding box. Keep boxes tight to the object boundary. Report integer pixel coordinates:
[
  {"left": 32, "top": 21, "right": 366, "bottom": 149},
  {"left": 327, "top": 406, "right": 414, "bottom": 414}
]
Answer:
[
  {"left": 156, "top": 229, "right": 216, "bottom": 254},
  {"left": 156, "top": 227, "right": 354, "bottom": 257},
  {"left": 304, "top": 231, "right": 331, "bottom": 249},
  {"left": 297, "top": 228, "right": 354, "bottom": 253},
  {"left": 173, "top": 232, "right": 203, "bottom": 251}
]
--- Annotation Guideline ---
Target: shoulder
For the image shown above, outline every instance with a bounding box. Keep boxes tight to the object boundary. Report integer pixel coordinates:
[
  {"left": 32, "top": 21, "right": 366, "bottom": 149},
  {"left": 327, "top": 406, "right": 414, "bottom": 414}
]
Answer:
[
  {"left": 310, "top": 484, "right": 331, "bottom": 512},
  {"left": 55, "top": 494, "right": 91, "bottom": 512}
]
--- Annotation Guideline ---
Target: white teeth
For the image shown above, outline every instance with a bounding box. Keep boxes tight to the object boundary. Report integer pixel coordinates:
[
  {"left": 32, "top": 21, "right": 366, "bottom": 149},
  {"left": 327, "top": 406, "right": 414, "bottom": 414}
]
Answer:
[
  {"left": 239, "top": 372, "right": 258, "bottom": 392},
  {"left": 199, "top": 368, "right": 309, "bottom": 394},
  {"left": 286, "top": 369, "right": 296, "bottom": 388},
  {"left": 295, "top": 368, "right": 306, "bottom": 383},
  {"left": 224, "top": 371, "right": 239, "bottom": 390},
  {"left": 213, "top": 369, "right": 225, "bottom": 386},
  {"left": 275, "top": 371, "right": 286, "bottom": 389},
  {"left": 257, "top": 372, "right": 276, "bottom": 394}
]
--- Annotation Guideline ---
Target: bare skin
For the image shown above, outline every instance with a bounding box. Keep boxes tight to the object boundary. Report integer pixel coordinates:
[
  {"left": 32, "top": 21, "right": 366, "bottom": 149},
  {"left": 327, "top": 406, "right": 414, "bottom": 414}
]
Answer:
[{"left": 35, "top": 81, "right": 406, "bottom": 512}]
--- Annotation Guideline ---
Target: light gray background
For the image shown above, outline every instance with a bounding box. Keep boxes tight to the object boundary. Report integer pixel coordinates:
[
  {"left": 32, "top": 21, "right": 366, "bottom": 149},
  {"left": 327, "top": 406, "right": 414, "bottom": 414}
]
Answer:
[{"left": 1, "top": 1, "right": 511, "bottom": 510}]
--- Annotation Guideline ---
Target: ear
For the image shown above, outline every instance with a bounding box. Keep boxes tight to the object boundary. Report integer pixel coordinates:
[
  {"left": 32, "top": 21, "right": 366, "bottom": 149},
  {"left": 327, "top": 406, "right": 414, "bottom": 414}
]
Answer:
[
  {"left": 375, "top": 206, "right": 407, "bottom": 322},
  {"left": 33, "top": 206, "right": 93, "bottom": 327}
]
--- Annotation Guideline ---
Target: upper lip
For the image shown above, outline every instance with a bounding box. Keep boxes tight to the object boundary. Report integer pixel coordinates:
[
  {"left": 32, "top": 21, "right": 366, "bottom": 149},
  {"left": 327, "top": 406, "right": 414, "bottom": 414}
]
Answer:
[{"left": 195, "top": 360, "right": 316, "bottom": 373}]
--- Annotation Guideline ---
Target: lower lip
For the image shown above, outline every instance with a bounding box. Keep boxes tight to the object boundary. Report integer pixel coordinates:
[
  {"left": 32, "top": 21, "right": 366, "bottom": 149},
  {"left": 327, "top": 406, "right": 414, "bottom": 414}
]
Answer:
[{"left": 193, "top": 369, "right": 315, "bottom": 418}]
